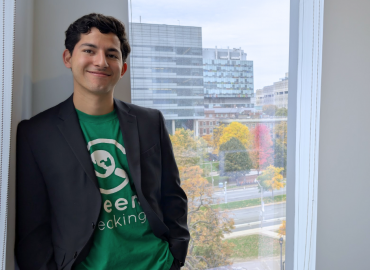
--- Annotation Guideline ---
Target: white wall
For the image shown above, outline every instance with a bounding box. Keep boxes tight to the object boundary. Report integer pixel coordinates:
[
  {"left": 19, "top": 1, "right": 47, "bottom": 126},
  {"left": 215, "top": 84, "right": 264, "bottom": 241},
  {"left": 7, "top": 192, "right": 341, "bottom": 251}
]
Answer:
[
  {"left": 11, "top": 1, "right": 130, "bottom": 268},
  {"left": 316, "top": 0, "right": 370, "bottom": 269}
]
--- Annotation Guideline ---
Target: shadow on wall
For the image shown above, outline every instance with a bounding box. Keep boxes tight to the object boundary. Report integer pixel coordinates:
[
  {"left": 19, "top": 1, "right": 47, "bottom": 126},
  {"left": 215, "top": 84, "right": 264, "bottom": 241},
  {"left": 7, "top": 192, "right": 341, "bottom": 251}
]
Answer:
[{"left": 32, "top": 72, "right": 74, "bottom": 116}]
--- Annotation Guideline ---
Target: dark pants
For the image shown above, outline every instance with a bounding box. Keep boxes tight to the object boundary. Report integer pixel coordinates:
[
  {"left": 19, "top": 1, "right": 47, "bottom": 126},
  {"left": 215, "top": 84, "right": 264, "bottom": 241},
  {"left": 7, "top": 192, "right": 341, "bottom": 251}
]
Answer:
[{"left": 169, "top": 258, "right": 181, "bottom": 270}]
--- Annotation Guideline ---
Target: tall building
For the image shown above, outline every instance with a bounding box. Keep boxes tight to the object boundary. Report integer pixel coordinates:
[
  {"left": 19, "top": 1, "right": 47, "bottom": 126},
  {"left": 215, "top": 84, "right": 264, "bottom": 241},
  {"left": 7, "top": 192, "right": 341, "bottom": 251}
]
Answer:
[
  {"left": 203, "top": 47, "right": 254, "bottom": 109},
  {"left": 255, "top": 72, "right": 289, "bottom": 110},
  {"left": 129, "top": 23, "right": 204, "bottom": 134}
]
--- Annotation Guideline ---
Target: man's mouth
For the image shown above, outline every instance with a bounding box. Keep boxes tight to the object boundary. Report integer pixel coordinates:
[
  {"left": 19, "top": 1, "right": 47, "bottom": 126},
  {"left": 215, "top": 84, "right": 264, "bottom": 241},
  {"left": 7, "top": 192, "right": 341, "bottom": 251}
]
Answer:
[{"left": 87, "top": 71, "right": 111, "bottom": 77}]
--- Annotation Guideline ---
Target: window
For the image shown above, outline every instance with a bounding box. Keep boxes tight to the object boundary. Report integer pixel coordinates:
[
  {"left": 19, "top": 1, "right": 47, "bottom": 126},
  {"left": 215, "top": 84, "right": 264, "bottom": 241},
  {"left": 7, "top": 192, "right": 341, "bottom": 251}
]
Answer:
[{"left": 129, "top": 1, "right": 292, "bottom": 267}]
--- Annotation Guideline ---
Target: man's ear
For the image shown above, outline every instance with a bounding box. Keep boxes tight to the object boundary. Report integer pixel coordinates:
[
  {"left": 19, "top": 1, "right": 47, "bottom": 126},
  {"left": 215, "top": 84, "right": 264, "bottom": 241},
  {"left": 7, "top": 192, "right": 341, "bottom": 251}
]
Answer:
[
  {"left": 63, "top": 49, "right": 72, "bottom": 69},
  {"left": 120, "top": 62, "right": 128, "bottom": 77}
]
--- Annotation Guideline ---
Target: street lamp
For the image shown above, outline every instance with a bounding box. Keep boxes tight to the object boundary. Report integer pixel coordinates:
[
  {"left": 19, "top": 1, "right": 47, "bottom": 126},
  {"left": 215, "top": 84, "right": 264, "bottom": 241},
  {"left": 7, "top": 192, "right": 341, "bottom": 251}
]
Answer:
[
  {"left": 212, "top": 177, "right": 214, "bottom": 190},
  {"left": 255, "top": 179, "right": 265, "bottom": 228},
  {"left": 224, "top": 181, "right": 227, "bottom": 203},
  {"left": 279, "top": 237, "right": 284, "bottom": 270}
]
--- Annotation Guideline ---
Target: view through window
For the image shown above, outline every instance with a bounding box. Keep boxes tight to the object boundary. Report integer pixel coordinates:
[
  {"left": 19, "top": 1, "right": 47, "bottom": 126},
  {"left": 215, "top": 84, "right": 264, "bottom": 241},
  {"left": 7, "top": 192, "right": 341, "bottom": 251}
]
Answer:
[{"left": 129, "top": 1, "right": 290, "bottom": 269}]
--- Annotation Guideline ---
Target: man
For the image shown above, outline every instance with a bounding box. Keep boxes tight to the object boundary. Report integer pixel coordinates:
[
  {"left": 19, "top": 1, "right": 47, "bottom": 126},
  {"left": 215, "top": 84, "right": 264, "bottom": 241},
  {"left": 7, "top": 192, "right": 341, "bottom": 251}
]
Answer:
[{"left": 15, "top": 13, "right": 189, "bottom": 270}]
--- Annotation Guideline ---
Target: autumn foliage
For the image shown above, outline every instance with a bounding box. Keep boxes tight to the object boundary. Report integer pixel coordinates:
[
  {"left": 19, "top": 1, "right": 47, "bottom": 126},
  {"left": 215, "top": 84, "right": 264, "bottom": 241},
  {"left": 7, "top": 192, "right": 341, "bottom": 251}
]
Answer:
[
  {"left": 257, "top": 165, "right": 285, "bottom": 198},
  {"left": 278, "top": 220, "right": 286, "bottom": 237},
  {"left": 217, "top": 122, "right": 251, "bottom": 154},
  {"left": 251, "top": 124, "right": 274, "bottom": 174},
  {"left": 181, "top": 166, "right": 235, "bottom": 269}
]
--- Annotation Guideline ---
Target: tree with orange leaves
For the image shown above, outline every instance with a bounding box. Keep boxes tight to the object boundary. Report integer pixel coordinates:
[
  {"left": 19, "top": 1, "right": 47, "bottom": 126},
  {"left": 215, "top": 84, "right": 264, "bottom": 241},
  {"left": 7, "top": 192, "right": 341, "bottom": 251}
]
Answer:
[
  {"left": 278, "top": 220, "right": 286, "bottom": 237},
  {"left": 250, "top": 124, "right": 274, "bottom": 174},
  {"left": 181, "top": 166, "right": 235, "bottom": 269},
  {"left": 256, "top": 165, "right": 285, "bottom": 199}
]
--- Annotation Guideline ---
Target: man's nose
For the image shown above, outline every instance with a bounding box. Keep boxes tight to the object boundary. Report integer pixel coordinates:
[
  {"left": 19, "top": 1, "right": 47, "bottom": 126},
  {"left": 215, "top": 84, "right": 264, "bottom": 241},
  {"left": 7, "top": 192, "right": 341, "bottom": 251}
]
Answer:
[{"left": 94, "top": 50, "right": 109, "bottom": 68}]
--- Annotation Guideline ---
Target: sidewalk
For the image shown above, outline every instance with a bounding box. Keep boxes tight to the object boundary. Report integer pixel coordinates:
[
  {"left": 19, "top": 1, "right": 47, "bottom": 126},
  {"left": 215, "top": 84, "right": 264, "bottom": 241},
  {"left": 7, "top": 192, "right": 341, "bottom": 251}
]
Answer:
[{"left": 224, "top": 225, "right": 286, "bottom": 240}]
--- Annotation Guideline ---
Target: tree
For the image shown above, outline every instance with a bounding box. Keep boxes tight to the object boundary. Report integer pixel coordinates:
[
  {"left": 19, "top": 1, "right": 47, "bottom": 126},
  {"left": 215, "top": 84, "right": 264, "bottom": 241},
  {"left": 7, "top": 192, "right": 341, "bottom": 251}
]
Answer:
[
  {"left": 217, "top": 122, "right": 251, "bottom": 153},
  {"left": 219, "top": 138, "right": 252, "bottom": 184},
  {"left": 211, "top": 124, "right": 225, "bottom": 154},
  {"left": 170, "top": 128, "right": 208, "bottom": 169},
  {"left": 274, "top": 122, "right": 287, "bottom": 176},
  {"left": 202, "top": 134, "right": 213, "bottom": 147},
  {"left": 278, "top": 220, "right": 286, "bottom": 237},
  {"left": 275, "top": 107, "right": 288, "bottom": 117},
  {"left": 181, "top": 166, "right": 234, "bottom": 269},
  {"left": 250, "top": 125, "right": 274, "bottom": 174},
  {"left": 257, "top": 165, "right": 285, "bottom": 198},
  {"left": 262, "top": 104, "right": 278, "bottom": 116}
]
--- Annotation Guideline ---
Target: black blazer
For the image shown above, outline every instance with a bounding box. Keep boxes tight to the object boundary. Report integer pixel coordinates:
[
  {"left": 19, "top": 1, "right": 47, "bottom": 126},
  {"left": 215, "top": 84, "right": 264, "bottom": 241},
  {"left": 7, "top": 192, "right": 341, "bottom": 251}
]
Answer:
[{"left": 15, "top": 94, "right": 190, "bottom": 270}]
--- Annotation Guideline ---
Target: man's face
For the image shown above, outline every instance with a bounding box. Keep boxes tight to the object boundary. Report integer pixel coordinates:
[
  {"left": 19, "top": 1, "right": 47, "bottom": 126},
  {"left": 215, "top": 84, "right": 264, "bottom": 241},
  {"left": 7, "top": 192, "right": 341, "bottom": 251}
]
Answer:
[{"left": 63, "top": 27, "right": 127, "bottom": 95}]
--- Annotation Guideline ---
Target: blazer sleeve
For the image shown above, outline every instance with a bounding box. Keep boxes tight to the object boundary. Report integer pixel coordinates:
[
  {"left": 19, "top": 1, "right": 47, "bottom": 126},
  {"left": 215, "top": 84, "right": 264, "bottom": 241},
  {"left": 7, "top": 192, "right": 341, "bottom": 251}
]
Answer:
[
  {"left": 15, "top": 121, "right": 57, "bottom": 270},
  {"left": 158, "top": 111, "right": 190, "bottom": 265}
]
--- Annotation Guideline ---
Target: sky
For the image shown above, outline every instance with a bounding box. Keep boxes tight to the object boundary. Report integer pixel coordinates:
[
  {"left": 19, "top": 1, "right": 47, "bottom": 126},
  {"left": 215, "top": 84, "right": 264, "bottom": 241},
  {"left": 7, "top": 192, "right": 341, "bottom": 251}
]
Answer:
[{"left": 129, "top": 0, "right": 290, "bottom": 90}]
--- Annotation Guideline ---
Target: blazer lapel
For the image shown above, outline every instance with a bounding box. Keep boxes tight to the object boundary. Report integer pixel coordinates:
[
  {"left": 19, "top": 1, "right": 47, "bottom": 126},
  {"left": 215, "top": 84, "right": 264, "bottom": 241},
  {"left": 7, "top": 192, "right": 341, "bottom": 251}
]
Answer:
[
  {"left": 114, "top": 99, "right": 142, "bottom": 195},
  {"left": 56, "top": 94, "right": 99, "bottom": 190}
]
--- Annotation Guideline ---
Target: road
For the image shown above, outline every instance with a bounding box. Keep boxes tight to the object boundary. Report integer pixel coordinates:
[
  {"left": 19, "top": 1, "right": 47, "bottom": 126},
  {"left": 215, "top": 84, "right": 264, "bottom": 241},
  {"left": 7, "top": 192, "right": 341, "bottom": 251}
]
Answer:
[
  {"left": 213, "top": 186, "right": 286, "bottom": 204},
  {"left": 229, "top": 202, "right": 286, "bottom": 232}
]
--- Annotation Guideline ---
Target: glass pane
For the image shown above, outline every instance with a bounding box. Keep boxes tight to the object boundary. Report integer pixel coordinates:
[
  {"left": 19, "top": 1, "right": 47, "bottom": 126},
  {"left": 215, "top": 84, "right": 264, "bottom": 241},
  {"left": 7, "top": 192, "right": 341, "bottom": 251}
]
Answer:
[{"left": 129, "top": 1, "right": 289, "bottom": 269}]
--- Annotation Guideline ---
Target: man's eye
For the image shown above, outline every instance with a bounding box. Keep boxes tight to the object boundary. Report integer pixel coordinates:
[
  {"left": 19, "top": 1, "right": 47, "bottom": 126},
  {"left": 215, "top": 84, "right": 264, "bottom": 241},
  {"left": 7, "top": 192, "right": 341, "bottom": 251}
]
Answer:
[
  {"left": 84, "top": 50, "right": 93, "bottom": 54},
  {"left": 108, "top": 54, "right": 118, "bottom": 59}
]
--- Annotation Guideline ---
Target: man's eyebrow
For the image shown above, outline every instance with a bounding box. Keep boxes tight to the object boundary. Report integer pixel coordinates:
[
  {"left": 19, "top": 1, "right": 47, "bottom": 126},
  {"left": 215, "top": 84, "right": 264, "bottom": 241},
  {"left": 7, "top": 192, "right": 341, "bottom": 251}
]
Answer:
[{"left": 79, "top": 43, "right": 120, "bottom": 54}]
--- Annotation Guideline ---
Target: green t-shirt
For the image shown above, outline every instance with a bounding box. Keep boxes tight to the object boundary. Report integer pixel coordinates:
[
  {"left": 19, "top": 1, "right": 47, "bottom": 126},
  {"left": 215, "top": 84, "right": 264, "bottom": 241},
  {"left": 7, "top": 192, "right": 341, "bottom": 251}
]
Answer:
[{"left": 74, "top": 109, "right": 173, "bottom": 270}]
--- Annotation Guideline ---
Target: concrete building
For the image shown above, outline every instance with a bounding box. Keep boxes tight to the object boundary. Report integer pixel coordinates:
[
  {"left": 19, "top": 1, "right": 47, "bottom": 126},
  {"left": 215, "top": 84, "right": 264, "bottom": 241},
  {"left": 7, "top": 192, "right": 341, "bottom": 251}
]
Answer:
[
  {"left": 196, "top": 107, "right": 253, "bottom": 136},
  {"left": 255, "top": 73, "right": 289, "bottom": 111},
  {"left": 129, "top": 23, "right": 204, "bottom": 134},
  {"left": 203, "top": 47, "right": 255, "bottom": 109}
]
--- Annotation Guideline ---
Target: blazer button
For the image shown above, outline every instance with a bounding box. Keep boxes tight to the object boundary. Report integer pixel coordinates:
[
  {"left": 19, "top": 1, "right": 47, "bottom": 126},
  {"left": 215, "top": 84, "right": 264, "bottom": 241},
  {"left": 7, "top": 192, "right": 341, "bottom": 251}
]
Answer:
[
  {"left": 92, "top": 222, "right": 95, "bottom": 229},
  {"left": 74, "top": 252, "right": 78, "bottom": 259}
]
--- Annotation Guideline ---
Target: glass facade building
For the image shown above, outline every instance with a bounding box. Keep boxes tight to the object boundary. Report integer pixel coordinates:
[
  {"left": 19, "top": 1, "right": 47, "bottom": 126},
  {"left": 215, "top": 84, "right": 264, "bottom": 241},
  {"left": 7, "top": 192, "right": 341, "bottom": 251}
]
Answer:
[
  {"left": 203, "top": 47, "right": 254, "bottom": 109},
  {"left": 129, "top": 23, "right": 204, "bottom": 133}
]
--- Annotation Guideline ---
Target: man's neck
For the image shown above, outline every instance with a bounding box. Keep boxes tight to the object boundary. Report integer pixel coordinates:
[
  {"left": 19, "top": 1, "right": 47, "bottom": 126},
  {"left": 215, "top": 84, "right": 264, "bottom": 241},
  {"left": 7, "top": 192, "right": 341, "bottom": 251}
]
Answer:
[{"left": 73, "top": 90, "right": 114, "bottom": 116}]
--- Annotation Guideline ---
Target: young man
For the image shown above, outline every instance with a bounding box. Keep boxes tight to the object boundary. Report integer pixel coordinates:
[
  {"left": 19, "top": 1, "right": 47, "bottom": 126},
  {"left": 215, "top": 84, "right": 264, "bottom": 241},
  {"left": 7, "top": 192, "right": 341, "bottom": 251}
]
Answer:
[{"left": 15, "top": 13, "right": 189, "bottom": 270}]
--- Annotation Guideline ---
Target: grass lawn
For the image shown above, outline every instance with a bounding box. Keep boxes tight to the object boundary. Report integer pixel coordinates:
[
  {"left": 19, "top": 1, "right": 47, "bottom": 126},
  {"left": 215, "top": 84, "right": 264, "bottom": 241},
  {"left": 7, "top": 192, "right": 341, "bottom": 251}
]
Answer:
[
  {"left": 200, "top": 161, "right": 219, "bottom": 172},
  {"left": 211, "top": 195, "right": 286, "bottom": 211},
  {"left": 225, "top": 234, "right": 286, "bottom": 259}
]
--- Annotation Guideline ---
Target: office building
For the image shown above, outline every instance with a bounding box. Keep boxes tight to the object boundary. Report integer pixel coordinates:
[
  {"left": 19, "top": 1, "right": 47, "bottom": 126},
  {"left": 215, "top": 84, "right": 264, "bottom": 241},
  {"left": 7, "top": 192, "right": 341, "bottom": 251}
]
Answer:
[
  {"left": 203, "top": 47, "right": 255, "bottom": 109},
  {"left": 255, "top": 72, "right": 289, "bottom": 110},
  {"left": 129, "top": 23, "right": 204, "bottom": 134}
]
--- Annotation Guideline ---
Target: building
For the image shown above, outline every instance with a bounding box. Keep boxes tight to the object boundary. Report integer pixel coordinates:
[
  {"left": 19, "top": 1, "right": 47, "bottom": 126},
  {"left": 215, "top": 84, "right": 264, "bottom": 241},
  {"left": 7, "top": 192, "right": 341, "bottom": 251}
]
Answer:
[
  {"left": 129, "top": 23, "right": 205, "bottom": 134},
  {"left": 196, "top": 107, "right": 253, "bottom": 136},
  {"left": 255, "top": 72, "right": 289, "bottom": 110},
  {"left": 203, "top": 47, "right": 255, "bottom": 109}
]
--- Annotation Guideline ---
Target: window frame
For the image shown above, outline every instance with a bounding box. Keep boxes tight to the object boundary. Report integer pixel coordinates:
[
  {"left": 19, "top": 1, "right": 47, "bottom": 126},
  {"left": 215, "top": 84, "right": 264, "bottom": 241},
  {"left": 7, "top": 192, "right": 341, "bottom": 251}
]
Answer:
[{"left": 286, "top": 0, "right": 324, "bottom": 269}]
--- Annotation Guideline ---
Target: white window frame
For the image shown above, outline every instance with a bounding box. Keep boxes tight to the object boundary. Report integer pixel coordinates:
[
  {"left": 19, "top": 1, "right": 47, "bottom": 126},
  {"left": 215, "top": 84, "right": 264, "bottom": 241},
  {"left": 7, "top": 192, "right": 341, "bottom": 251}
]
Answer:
[
  {"left": 286, "top": 0, "right": 324, "bottom": 269},
  {"left": 0, "top": 0, "right": 15, "bottom": 269}
]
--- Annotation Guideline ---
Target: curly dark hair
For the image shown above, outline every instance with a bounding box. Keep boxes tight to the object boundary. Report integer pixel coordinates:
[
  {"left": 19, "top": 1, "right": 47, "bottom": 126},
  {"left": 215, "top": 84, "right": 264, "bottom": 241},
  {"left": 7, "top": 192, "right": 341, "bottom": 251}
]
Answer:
[{"left": 65, "top": 13, "right": 131, "bottom": 62}]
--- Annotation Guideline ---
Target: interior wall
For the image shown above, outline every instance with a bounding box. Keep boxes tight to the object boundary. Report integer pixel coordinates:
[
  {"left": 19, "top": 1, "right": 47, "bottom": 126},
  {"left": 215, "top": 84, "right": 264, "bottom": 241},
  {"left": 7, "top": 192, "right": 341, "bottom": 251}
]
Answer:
[
  {"left": 32, "top": 0, "right": 131, "bottom": 116},
  {"left": 11, "top": 0, "right": 35, "bottom": 269},
  {"left": 316, "top": 0, "right": 370, "bottom": 269}
]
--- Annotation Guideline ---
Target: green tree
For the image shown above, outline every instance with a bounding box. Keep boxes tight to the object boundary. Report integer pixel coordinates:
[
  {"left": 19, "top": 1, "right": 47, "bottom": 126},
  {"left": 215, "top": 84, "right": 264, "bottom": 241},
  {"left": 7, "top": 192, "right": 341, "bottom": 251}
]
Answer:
[
  {"left": 219, "top": 138, "right": 252, "bottom": 184},
  {"left": 274, "top": 122, "right": 287, "bottom": 176},
  {"left": 257, "top": 165, "right": 285, "bottom": 199},
  {"left": 262, "top": 104, "right": 278, "bottom": 116},
  {"left": 275, "top": 107, "right": 288, "bottom": 116}
]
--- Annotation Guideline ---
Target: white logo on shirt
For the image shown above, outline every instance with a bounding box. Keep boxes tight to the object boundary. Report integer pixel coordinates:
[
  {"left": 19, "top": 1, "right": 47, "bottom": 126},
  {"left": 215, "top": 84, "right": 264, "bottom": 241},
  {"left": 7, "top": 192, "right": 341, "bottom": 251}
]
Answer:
[{"left": 88, "top": 139, "right": 129, "bottom": 195}]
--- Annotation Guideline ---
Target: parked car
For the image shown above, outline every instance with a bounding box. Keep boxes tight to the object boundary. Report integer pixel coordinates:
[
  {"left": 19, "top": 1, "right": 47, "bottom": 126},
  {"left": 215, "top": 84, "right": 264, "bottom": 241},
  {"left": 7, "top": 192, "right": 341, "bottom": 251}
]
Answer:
[{"left": 218, "top": 182, "right": 224, "bottom": 188}]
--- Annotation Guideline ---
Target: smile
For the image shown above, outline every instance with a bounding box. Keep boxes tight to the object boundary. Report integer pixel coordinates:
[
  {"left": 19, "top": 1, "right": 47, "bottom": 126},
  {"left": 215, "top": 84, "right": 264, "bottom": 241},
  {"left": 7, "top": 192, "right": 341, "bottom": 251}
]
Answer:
[{"left": 87, "top": 71, "right": 111, "bottom": 77}]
